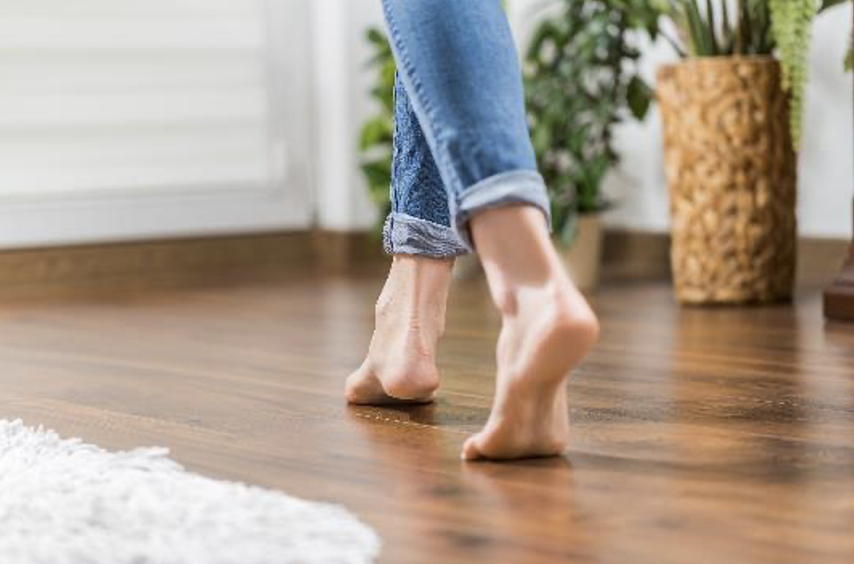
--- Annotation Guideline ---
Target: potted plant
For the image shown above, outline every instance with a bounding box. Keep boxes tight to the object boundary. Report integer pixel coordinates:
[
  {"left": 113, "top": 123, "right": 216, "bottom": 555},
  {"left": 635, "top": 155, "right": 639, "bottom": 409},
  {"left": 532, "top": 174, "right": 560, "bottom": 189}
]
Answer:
[
  {"left": 525, "top": 0, "right": 662, "bottom": 290},
  {"left": 358, "top": 28, "right": 396, "bottom": 236},
  {"left": 654, "top": 0, "right": 849, "bottom": 304}
]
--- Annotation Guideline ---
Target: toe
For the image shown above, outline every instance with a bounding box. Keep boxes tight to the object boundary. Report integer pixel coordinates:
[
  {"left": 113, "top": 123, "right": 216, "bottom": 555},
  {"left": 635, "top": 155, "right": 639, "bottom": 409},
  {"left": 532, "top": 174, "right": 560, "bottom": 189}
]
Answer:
[
  {"left": 345, "top": 364, "right": 386, "bottom": 405},
  {"left": 461, "top": 435, "right": 485, "bottom": 461}
]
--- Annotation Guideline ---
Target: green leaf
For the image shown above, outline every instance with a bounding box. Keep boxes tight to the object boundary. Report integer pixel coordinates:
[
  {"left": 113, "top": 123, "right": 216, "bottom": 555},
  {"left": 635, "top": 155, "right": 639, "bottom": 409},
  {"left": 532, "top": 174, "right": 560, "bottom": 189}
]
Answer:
[
  {"left": 360, "top": 159, "right": 392, "bottom": 203},
  {"left": 358, "top": 26, "right": 396, "bottom": 230},
  {"left": 769, "top": 0, "right": 821, "bottom": 149},
  {"left": 627, "top": 75, "right": 652, "bottom": 120},
  {"left": 359, "top": 117, "right": 393, "bottom": 151},
  {"left": 705, "top": 0, "right": 719, "bottom": 54},
  {"left": 532, "top": 124, "right": 552, "bottom": 156},
  {"left": 846, "top": 37, "right": 853, "bottom": 72},
  {"left": 685, "top": 0, "right": 713, "bottom": 55},
  {"left": 820, "top": 0, "right": 848, "bottom": 12},
  {"left": 366, "top": 28, "right": 388, "bottom": 47}
]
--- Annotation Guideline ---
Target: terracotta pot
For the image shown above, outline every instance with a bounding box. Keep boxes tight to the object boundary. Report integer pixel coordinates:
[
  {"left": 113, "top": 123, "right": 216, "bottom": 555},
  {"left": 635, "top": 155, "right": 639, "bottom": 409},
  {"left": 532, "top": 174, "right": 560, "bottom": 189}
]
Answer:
[
  {"left": 657, "top": 57, "right": 797, "bottom": 304},
  {"left": 555, "top": 214, "right": 603, "bottom": 291}
]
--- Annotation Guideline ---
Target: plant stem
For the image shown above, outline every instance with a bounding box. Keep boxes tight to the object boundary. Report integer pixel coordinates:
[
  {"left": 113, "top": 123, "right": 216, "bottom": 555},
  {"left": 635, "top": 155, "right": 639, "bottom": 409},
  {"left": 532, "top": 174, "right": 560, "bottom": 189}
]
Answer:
[{"left": 735, "top": 0, "right": 744, "bottom": 54}]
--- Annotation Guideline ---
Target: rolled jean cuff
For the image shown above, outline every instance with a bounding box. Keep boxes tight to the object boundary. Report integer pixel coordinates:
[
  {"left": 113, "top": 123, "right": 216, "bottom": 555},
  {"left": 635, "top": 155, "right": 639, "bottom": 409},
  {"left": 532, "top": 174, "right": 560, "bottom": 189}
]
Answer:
[
  {"left": 454, "top": 170, "right": 552, "bottom": 251},
  {"left": 382, "top": 212, "right": 469, "bottom": 258}
]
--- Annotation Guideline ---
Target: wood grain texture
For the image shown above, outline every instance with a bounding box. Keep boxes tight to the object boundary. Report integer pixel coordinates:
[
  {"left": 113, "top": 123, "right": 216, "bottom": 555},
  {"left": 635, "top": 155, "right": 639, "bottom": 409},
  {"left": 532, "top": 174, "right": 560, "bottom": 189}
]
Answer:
[
  {"left": 0, "top": 269, "right": 853, "bottom": 564},
  {"left": 0, "top": 230, "right": 383, "bottom": 300}
]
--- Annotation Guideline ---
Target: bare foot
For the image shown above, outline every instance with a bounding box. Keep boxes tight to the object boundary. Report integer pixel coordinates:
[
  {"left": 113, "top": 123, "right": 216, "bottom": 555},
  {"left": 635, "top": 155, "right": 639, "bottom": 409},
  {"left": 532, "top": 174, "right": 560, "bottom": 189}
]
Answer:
[
  {"left": 345, "top": 255, "right": 453, "bottom": 404},
  {"left": 461, "top": 205, "right": 599, "bottom": 461},
  {"left": 461, "top": 284, "right": 598, "bottom": 460}
]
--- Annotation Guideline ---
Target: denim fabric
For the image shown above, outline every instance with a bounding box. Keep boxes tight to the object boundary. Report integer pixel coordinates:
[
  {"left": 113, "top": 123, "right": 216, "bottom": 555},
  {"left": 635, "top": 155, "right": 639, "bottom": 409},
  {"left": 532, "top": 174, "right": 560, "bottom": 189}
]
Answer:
[
  {"left": 380, "top": 0, "right": 551, "bottom": 256},
  {"left": 383, "top": 77, "right": 467, "bottom": 258}
]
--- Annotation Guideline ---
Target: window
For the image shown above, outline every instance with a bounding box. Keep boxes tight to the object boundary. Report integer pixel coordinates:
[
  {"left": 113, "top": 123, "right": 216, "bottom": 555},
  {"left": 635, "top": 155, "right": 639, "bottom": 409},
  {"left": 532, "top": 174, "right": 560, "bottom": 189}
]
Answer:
[{"left": 0, "top": 0, "right": 312, "bottom": 248}]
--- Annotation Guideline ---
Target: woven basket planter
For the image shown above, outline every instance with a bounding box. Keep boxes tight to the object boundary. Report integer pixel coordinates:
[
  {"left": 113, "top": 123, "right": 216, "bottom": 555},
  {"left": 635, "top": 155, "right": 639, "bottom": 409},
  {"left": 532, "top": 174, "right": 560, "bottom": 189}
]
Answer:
[{"left": 657, "top": 57, "right": 797, "bottom": 305}]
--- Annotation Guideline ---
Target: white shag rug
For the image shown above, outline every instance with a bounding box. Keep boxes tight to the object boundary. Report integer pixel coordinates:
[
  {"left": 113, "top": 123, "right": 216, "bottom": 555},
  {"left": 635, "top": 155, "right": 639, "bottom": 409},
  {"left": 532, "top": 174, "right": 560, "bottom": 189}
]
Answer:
[{"left": 0, "top": 419, "right": 380, "bottom": 564}]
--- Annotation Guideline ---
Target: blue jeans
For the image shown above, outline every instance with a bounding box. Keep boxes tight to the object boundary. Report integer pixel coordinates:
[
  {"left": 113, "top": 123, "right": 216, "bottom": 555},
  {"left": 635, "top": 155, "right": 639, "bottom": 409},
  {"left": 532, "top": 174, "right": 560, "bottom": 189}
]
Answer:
[{"left": 381, "top": 0, "right": 551, "bottom": 258}]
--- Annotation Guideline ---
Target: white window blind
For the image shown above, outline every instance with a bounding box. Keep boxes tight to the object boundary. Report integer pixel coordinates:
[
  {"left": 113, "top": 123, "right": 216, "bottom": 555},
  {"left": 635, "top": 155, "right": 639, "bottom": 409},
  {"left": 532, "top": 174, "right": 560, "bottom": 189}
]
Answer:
[{"left": 0, "top": 0, "right": 313, "bottom": 248}]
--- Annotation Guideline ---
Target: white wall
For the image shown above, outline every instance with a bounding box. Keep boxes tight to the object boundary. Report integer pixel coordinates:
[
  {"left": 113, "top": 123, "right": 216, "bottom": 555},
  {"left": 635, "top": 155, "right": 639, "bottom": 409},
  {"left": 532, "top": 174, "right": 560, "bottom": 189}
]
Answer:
[
  {"left": 311, "top": 0, "right": 381, "bottom": 231},
  {"left": 327, "top": 0, "right": 854, "bottom": 238}
]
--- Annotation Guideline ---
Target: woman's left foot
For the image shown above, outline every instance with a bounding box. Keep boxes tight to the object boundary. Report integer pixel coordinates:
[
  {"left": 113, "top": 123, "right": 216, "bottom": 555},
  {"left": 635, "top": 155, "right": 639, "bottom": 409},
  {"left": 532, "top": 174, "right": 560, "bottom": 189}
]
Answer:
[
  {"left": 460, "top": 283, "right": 598, "bottom": 460},
  {"left": 345, "top": 255, "right": 454, "bottom": 404},
  {"left": 461, "top": 205, "right": 599, "bottom": 461}
]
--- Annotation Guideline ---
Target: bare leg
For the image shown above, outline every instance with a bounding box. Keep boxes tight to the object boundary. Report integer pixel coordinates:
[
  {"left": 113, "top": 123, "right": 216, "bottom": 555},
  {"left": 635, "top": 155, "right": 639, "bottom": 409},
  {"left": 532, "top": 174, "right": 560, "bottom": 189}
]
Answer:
[
  {"left": 461, "top": 205, "right": 599, "bottom": 460},
  {"left": 346, "top": 254, "right": 453, "bottom": 404}
]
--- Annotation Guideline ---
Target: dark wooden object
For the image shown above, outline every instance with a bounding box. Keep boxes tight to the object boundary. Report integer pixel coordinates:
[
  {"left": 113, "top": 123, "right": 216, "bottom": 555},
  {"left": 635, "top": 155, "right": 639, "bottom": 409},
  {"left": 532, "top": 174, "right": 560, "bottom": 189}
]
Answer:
[{"left": 0, "top": 269, "right": 853, "bottom": 564}]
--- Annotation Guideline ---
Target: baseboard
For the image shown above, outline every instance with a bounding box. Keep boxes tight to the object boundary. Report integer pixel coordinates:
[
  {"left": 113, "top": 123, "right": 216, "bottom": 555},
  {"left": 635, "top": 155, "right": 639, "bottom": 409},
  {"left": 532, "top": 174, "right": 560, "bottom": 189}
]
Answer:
[
  {"left": 0, "top": 230, "right": 386, "bottom": 300},
  {"left": 602, "top": 229, "right": 851, "bottom": 287},
  {"left": 798, "top": 237, "right": 853, "bottom": 286},
  {"left": 0, "top": 229, "right": 847, "bottom": 299},
  {"left": 601, "top": 230, "right": 672, "bottom": 282}
]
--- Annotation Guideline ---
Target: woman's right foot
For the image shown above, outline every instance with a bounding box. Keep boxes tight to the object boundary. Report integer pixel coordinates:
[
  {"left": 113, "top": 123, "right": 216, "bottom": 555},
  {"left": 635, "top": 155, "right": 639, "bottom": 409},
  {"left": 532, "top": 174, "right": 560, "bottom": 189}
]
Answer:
[{"left": 345, "top": 255, "right": 453, "bottom": 405}]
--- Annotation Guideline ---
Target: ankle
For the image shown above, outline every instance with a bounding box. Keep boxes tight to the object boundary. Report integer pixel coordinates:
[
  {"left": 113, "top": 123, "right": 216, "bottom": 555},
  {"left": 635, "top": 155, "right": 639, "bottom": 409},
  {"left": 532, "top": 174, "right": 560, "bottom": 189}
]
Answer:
[
  {"left": 376, "top": 254, "right": 452, "bottom": 323},
  {"left": 374, "top": 290, "right": 447, "bottom": 335},
  {"left": 496, "top": 281, "right": 599, "bottom": 344},
  {"left": 392, "top": 254, "right": 454, "bottom": 280}
]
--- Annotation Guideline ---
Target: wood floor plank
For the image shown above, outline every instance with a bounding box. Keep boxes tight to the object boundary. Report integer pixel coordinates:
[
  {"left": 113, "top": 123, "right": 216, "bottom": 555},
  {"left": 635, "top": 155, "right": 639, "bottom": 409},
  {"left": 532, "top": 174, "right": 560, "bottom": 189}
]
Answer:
[{"left": 0, "top": 271, "right": 852, "bottom": 563}]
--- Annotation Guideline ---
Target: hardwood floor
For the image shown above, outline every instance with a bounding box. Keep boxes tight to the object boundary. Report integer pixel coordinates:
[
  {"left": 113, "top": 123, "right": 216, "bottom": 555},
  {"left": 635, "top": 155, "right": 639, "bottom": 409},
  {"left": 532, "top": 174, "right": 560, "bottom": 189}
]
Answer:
[{"left": 0, "top": 266, "right": 853, "bottom": 564}]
